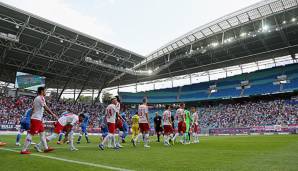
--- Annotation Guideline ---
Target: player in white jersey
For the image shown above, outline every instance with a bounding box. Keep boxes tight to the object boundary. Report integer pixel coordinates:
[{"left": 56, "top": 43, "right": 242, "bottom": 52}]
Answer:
[
  {"left": 114, "top": 96, "right": 124, "bottom": 148},
  {"left": 173, "top": 103, "right": 186, "bottom": 144},
  {"left": 163, "top": 105, "right": 174, "bottom": 146},
  {"left": 21, "top": 87, "right": 58, "bottom": 154},
  {"left": 133, "top": 98, "right": 150, "bottom": 148},
  {"left": 191, "top": 107, "right": 200, "bottom": 143},
  {"left": 35, "top": 112, "right": 85, "bottom": 151},
  {"left": 98, "top": 97, "right": 121, "bottom": 150}
]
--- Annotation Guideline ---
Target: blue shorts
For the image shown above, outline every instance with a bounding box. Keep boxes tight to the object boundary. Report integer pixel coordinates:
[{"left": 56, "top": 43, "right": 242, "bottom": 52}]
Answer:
[
  {"left": 20, "top": 122, "right": 30, "bottom": 131},
  {"left": 81, "top": 126, "right": 87, "bottom": 133},
  {"left": 101, "top": 126, "right": 108, "bottom": 138}
]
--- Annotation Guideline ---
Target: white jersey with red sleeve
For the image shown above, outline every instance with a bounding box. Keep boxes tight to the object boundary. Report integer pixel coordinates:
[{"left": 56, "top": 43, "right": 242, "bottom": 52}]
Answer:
[
  {"left": 106, "top": 104, "right": 117, "bottom": 123},
  {"left": 138, "top": 104, "right": 149, "bottom": 123},
  {"left": 163, "top": 110, "right": 172, "bottom": 126},
  {"left": 58, "top": 113, "right": 79, "bottom": 126},
  {"left": 192, "top": 112, "right": 199, "bottom": 125},
  {"left": 31, "top": 95, "right": 46, "bottom": 121},
  {"left": 176, "top": 108, "right": 185, "bottom": 122}
]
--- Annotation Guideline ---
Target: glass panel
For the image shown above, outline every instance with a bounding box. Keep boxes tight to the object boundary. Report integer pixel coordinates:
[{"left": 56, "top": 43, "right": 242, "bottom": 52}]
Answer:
[
  {"left": 191, "top": 72, "right": 209, "bottom": 83},
  {"left": 154, "top": 79, "right": 172, "bottom": 89},
  {"left": 177, "top": 40, "right": 184, "bottom": 47},
  {"left": 210, "top": 25, "right": 221, "bottom": 32},
  {"left": 202, "top": 28, "right": 213, "bottom": 36},
  {"left": 275, "top": 55, "right": 293, "bottom": 66},
  {"left": 182, "top": 38, "right": 190, "bottom": 44},
  {"left": 226, "top": 65, "right": 242, "bottom": 77},
  {"left": 283, "top": 0, "right": 297, "bottom": 9},
  {"left": 219, "top": 21, "right": 230, "bottom": 29},
  {"left": 119, "top": 85, "right": 136, "bottom": 93},
  {"left": 241, "top": 62, "right": 258, "bottom": 73},
  {"left": 209, "top": 68, "right": 226, "bottom": 80},
  {"left": 238, "top": 13, "right": 250, "bottom": 23},
  {"left": 193, "top": 31, "right": 204, "bottom": 39},
  {"left": 228, "top": 17, "right": 239, "bottom": 26},
  {"left": 173, "top": 75, "right": 191, "bottom": 87},
  {"left": 258, "top": 5, "right": 272, "bottom": 16},
  {"left": 247, "top": 9, "right": 261, "bottom": 19},
  {"left": 137, "top": 82, "right": 154, "bottom": 92},
  {"left": 187, "top": 35, "right": 196, "bottom": 42},
  {"left": 257, "top": 59, "right": 275, "bottom": 70},
  {"left": 270, "top": 1, "right": 284, "bottom": 12},
  {"left": 172, "top": 43, "right": 178, "bottom": 49},
  {"left": 158, "top": 50, "right": 164, "bottom": 56},
  {"left": 163, "top": 48, "right": 169, "bottom": 53}
]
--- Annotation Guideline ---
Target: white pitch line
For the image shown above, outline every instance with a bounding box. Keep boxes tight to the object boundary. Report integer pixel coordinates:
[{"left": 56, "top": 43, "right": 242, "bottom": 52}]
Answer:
[
  {"left": 0, "top": 148, "right": 133, "bottom": 171},
  {"left": 10, "top": 146, "right": 90, "bottom": 150}
]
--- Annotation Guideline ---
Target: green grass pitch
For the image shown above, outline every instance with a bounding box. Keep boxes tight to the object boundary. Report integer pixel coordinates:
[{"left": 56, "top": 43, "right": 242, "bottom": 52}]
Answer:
[{"left": 0, "top": 135, "right": 298, "bottom": 171}]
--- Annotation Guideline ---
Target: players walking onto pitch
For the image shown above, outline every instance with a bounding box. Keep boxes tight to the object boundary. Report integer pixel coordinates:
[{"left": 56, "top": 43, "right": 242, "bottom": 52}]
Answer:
[
  {"left": 163, "top": 105, "right": 174, "bottom": 146},
  {"left": 173, "top": 103, "right": 187, "bottom": 144},
  {"left": 20, "top": 87, "right": 58, "bottom": 154},
  {"left": 191, "top": 107, "right": 200, "bottom": 144},
  {"left": 133, "top": 98, "right": 150, "bottom": 148}
]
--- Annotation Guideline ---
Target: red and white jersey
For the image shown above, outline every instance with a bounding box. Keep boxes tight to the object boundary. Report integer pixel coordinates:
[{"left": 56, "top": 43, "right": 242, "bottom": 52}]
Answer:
[
  {"left": 176, "top": 108, "right": 185, "bottom": 122},
  {"left": 163, "top": 110, "right": 172, "bottom": 126},
  {"left": 192, "top": 112, "right": 199, "bottom": 125},
  {"left": 138, "top": 104, "right": 149, "bottom": 123},
  {"left": 58, "top": 113, "right": 79, "bottom": 126},
  {"left": 106, "top": 104, "right": 117, "bottom": 123},
  {"left": 31, "top": 95, "right": 46, "bottom": 121},
  {"left": 116, "top": 102, "right": 120, "bottom": 113}
]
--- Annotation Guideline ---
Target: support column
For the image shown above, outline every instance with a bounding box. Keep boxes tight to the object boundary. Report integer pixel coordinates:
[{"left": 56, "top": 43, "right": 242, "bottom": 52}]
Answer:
[
  {"left": 57, "top": 79, "right": 70, "bottom": 102},
  {"left": 74, "top": 76, "right": 90, "bottom": 105},
  {"left": 91, "top": 89, "right": 94, "bottom": 104},
  {"left": 94, "top": 81, "right": 107, "bottom": 105}
]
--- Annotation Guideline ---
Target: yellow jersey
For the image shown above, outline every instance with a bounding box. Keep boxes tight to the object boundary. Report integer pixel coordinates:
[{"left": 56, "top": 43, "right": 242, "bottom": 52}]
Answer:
[{"left": 132, "top": 114, "right": 139, "bottom": 125}]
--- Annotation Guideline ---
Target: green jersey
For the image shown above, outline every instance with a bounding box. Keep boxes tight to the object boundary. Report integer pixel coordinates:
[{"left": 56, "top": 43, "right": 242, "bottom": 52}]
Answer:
[{"left": 185, "top": 110, "right": 192, "bottom": 133}]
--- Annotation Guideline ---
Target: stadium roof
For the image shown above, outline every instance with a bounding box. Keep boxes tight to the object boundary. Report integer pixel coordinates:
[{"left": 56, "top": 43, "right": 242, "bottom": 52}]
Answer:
[
  {"left": 0, "top": 1, "right": 146, "bottom": 90},
  {"left": 0, "top": 0, "right": 298, "bottom": 91},
  {"left": 110, "top": 0, "right": 298, "bottom": 86}
]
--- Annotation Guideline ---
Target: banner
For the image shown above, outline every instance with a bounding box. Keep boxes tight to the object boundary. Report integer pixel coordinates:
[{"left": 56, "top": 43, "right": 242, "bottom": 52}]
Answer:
[{"left": 0, "top": 124, "right": 17, "bottom": 131}]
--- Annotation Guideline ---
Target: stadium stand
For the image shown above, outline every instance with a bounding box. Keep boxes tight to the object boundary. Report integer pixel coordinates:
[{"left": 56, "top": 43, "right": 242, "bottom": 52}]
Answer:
[
  {"left": 119, "top": 63, "right": 298, "bottom": 103},
  {"left": 124, "top": 96, "right": 298, "bottom": 131}
]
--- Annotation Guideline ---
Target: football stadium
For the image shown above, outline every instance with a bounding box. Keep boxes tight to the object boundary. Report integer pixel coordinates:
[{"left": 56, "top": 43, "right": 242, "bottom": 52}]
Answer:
[{"left": 1, "top": 0, "right": 298, "bottom": 170}]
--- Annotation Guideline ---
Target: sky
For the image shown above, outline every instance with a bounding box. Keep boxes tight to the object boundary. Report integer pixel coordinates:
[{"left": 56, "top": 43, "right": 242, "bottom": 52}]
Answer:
[{"left": 1, "top": 0, "right": 262, "bottom": 56}]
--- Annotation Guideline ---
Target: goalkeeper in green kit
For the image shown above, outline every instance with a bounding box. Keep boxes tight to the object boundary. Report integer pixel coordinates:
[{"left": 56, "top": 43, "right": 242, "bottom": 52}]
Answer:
[{"left": 184, "top": 109, "right": 192, "bottom": 144}]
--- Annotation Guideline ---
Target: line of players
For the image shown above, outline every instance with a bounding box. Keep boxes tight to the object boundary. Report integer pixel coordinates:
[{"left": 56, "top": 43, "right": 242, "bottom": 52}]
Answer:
[
  {"left": 98, "top": 97, "right": 200, "bottom": 150},
  {"left": 17, "top": 87, "right": 199, "bottom": 154}
]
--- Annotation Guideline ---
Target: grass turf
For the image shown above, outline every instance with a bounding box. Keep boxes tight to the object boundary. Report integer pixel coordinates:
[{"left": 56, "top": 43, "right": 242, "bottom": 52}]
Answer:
[{"left": 0, "top": 134, "right": 298, "bottom": 171}]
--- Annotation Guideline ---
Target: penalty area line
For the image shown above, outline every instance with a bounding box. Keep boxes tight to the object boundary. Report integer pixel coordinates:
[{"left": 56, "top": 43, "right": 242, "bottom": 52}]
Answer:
[{"left": 0, "top": 148, "right": 134, "bottom": 171}]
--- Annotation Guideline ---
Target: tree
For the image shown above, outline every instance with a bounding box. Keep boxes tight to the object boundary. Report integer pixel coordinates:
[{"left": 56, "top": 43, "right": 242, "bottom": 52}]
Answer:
[
  {"left": 102, "top": 91, "right": 113, "bottom": 104},
  {"left": 78, "top": 95, "right": 92, "bottom": 103}
]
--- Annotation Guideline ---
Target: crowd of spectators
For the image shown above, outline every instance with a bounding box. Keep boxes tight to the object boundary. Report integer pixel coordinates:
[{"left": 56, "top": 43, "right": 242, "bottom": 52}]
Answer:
[
  {"left": 0, "top": 96, "right": 104, "bottom": 128},
  {"left": 199, "top": 99, "right": 298, "bottom": 128},
  {"left": 1, "top": 95, "right": 298, "bottom": 129}
]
